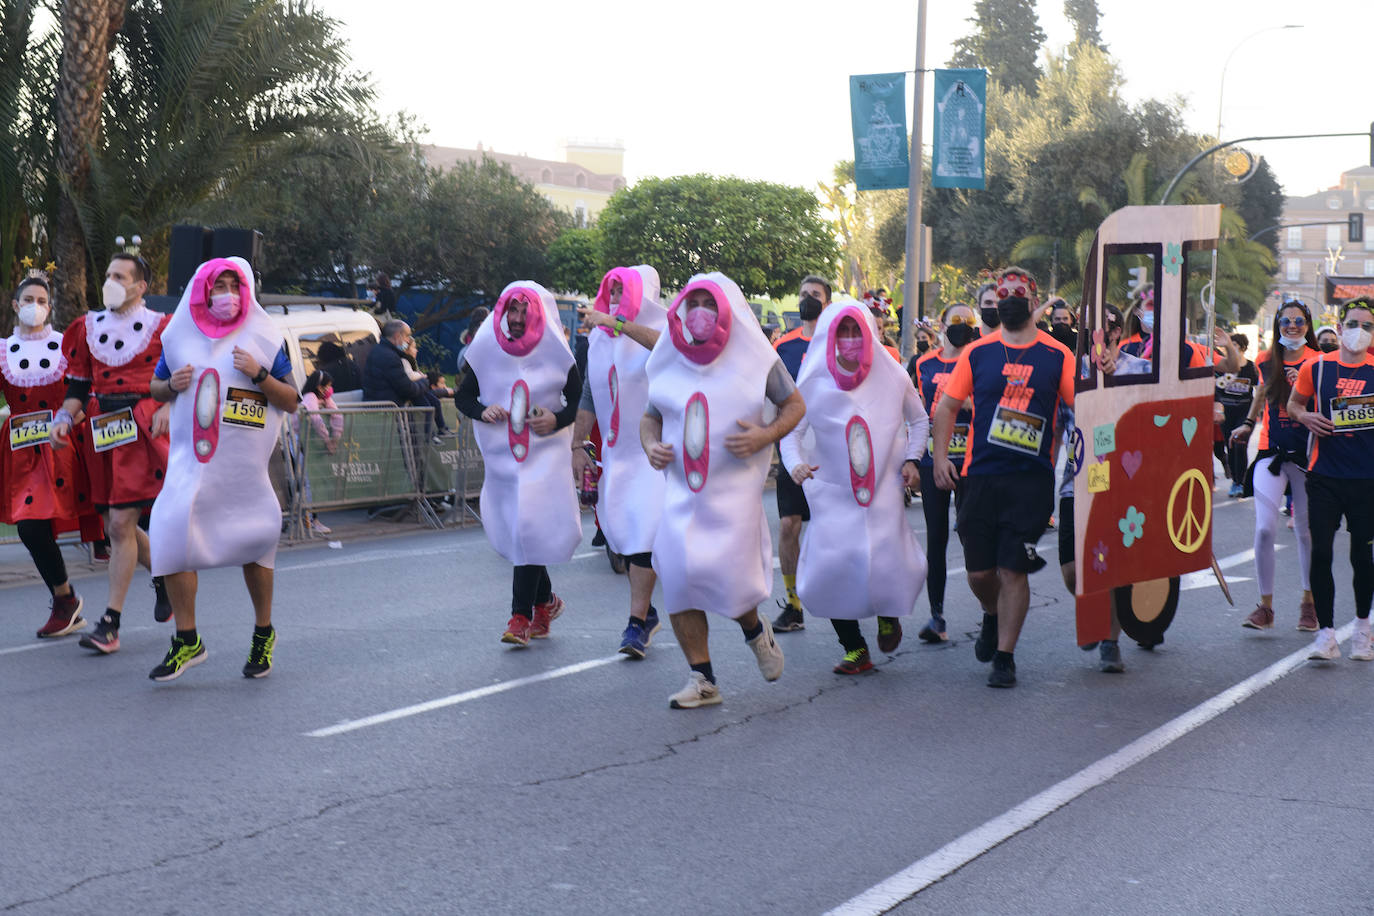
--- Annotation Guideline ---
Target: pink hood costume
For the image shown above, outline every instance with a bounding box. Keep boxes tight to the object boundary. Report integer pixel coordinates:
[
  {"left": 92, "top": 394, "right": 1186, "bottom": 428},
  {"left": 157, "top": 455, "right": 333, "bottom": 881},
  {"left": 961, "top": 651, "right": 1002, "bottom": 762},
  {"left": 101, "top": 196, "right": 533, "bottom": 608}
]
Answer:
[
  {"left": 150, "top": 257, "right": 290, "bottom": 574},
  {"left": 645, "top": 272, "right": 780, "bottom": 618},
  {"left": 779, "top": 302, "right": 929, "bottom": 619}
]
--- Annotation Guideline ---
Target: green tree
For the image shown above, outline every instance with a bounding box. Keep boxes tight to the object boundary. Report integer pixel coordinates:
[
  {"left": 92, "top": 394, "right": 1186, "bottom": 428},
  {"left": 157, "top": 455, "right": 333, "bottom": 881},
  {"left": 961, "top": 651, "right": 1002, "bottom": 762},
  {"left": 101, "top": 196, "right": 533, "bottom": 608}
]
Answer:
[
  {"left": 598, "top": 174, "right": 839, "bottom": 298},
  {"left": 949, "top": 0, "right": 1046, "bottom": 96},
  {"left": 0, "top": 0, "right": 56, "bottom": 293},
  {"left": 546, "top": 227, "right": 605, "bottom": 296},
  {"left": 1064, "top": 0, "right": 1106, "bottom": 51}
]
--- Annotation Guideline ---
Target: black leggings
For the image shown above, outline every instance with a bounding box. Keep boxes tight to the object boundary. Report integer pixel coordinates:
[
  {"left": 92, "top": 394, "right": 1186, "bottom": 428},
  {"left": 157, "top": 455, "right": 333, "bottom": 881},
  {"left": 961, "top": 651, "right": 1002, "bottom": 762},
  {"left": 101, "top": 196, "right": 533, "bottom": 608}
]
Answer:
[
  {"left": 511, "top": 565, "right": 552, "bottom": 617},
  {"left": 918, "top": 465, "right": 953, "bottom": 615},
  {"left": 1306, "top": 473, "right": 1374, "bottom": 629},
  {"left": 831, "top": 619, "right": 867, "bottom": 652},
  {"left": 1217, "top": 405, "right": 1249, "bottom": 483},
  {"left": 16, "top": 520, "right": 68, "bottom": 593}
]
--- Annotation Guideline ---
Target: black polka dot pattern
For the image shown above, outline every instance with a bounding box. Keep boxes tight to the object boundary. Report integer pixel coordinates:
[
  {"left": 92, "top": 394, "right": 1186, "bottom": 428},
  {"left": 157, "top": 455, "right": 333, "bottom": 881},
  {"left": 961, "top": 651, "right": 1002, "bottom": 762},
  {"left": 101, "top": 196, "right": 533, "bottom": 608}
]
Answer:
[
  {"left": 8, "top": 343, "right": 17, "bottom": 352},
  {"left": 114, "top": 340, "right": 124, "bottom": 350},
  {"left": 55, "top": 478, "right": 64, "bottom": 488},
  {"left": 154, "top": 469, "right": 164, "bottom": 480},
  {"left": 39, "top": 358, "right": 49, "bottom": 368},
  {"left": 47, "top": 341, "right": 58, "bottom": 350},
  {"left": 98, "top": 333, "right": 108, "bottom": 344},
  {"left": 133, "top": 322, "right": 143, "bottom": 331},
  {"left": 18, "top": 358, "right": 28, "bottom": 369}
]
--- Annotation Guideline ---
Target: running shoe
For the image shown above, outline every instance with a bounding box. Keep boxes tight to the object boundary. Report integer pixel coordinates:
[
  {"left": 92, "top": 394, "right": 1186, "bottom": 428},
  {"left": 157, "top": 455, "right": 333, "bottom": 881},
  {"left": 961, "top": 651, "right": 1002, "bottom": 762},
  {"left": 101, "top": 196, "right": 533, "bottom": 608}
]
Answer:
[
  {"left": 1350, "top": 628, "right": 1374, "bottom": 662},
  {"left": 618, "top": 619, "right": 650, "bottom": 660},
  {"left": 917, "top": 614, "right": 947, "bottom": 644},
  {"left": 987, "top": 655, "right": 1017, "bottom": 688},
  {"left": 772, "top": 601, "right": 805, "bottom": 632},
  {"left": 79, "top": 615, "right": 120, "bottom": 654},
  {"left": 310, "top": 517, "right": 332, "bottom": 535},
  {"left": 501, "top": 614, "right": 532, "bottom": 647},
  {"left": 36, "top": 593, "right": 86, "bottom": 639},
  {"left": 152, "top": 576, "right": 173, "bottom": 623},
  {"left": 1228, "top": 483, "right": 1244, "bottom": 498},
  {"left": 669, "top": 671, "right": 722, "bottom": 709},
  {"left": 92, "top": 542, "right": 110, "bottom": 563},
  {"left": 1242, "top": 605, "right": 1274, "bottom": 630},
  {"left": 149, "top": 634, "right": 207, "bottom": 682},
  {"left": 1297, "top": 598, "right": 1319, "bottom": 632},
  {"left": 974, "top": 613, "right": 998, "bottom": 663},
  {"left": 747, "top": 614, "right": 784, "bottom": 681},
  {"left": 1099, "top": 639, "right": 1124, "bottom": 673},
  {"left": 833, "top": 646, "right": 874, "bottom": 675},
  {"left": 1307, "top": 628, "right": 1341, "bottom": 661},
  {"left": 243, "top": 628, "right": 276, "bottom": 678},
  {"left": 643, "top": 607, "right": 662, "bottom": 644},
  {"left": 529, "top": 594, "right": 565, "bottom": 638},
  {"left": 876, "top": 616, "right": 903, "bottom": 654}
]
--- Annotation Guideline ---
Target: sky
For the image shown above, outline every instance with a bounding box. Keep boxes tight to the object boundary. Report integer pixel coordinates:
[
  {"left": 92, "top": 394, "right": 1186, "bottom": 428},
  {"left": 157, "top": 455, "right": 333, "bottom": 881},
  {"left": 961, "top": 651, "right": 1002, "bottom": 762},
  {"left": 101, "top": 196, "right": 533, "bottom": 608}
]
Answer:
[{"left": 318, "top": 0, "right": 1369, "bottom": 200}]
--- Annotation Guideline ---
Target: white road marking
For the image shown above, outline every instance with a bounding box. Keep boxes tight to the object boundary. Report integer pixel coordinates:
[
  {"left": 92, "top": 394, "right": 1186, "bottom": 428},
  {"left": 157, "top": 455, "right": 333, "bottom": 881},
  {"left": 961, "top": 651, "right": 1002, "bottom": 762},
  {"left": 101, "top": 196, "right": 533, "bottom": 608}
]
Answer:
[
  {"left": 824, "top": 620, "right": 1356, "bottom": 915},
  {"left": 0, "top": 641, "right": 62, "bottom": 656},
  {"left": 1179, "top": 546, "right": 1279, "bottom": 591},
  {"left": 280, "top": 543, "right": 606, "bottom": 573},
  {"left": 306, "top": 655, "right": 624, "bottom": 737}
]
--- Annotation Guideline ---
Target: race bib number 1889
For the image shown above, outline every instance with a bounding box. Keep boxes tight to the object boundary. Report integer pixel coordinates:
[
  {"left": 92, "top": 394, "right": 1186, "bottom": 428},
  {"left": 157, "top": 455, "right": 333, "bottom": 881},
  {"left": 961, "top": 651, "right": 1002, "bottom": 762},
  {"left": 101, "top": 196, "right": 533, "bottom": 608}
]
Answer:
[{"left": 1332, "top": 394, "right": 1374, "bottom": 432}]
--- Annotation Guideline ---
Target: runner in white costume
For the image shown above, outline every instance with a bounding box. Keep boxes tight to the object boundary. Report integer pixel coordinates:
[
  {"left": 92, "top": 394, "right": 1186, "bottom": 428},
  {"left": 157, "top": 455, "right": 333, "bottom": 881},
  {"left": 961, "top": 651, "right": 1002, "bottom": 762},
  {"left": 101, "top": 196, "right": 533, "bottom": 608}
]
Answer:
[
  {"left": 455, "top": 281, "right": 582, "bottom": 647},
  {"left": 573, "top": 265, "right": 668, "bottom": 658},
  {"left": 641, "top": 272, "right": 804, "bottom": 708},
  {"left": 147, "top": 257, "right": 300, "bottom": 681},
  {"left": 780, "top": 302, "right": 929, "bottom": 674}
]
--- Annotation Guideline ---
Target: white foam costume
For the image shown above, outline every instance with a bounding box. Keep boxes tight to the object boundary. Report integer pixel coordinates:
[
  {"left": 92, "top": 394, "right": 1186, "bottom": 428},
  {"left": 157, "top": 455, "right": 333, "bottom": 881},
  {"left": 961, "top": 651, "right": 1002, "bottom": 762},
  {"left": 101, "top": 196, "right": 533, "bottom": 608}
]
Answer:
[
  {"left": 779, "top": 302, "right": 929, "bottom": 619},
  {"left": 646, "top": 272, "right": 781, "bottom": 619},
  {"left": 587, "top": 265, "right": 667, "bottom": 556},
  {"left": 464, "top": 281, "right": 581, "bottom": 565},
  {"left": 150, "top": 257, "right": 290, "bottom": 575}
]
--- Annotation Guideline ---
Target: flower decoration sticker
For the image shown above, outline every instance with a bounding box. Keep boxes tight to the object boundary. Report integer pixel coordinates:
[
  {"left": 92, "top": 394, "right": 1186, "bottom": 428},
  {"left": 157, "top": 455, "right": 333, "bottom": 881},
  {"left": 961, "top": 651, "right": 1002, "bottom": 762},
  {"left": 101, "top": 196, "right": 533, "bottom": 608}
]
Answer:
[
  {"left": 1091, "top": 540, "right": 1109, "bottom": 574},
  {"left": 1164, "top": 242, "right": 1182, "bottom": 276},
  {"left": 1119, "top": 505, "right": 1146, "bottom": 548}
]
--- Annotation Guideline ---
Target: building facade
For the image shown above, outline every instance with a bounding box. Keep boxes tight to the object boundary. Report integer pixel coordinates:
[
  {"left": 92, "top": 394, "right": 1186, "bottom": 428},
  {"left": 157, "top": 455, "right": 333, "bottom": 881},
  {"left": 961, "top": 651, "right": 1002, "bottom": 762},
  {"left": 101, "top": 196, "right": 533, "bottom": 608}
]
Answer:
[
  {"left": 423, "top": 141, "right": 627, "bottom": 227},
  {"left": 1271, "top": 165, "right": 1374, "bottom": 311}
]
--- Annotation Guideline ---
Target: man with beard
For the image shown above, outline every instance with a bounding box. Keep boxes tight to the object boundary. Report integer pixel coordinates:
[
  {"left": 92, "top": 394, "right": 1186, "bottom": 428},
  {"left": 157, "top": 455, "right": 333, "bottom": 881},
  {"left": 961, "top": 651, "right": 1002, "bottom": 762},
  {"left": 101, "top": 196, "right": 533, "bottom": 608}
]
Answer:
[
  {"left": 931, "top": 267, "right": 1075, "bottom": 688},
  {"left": 770, "top": 274, "right": 831, "bottom": 633}
]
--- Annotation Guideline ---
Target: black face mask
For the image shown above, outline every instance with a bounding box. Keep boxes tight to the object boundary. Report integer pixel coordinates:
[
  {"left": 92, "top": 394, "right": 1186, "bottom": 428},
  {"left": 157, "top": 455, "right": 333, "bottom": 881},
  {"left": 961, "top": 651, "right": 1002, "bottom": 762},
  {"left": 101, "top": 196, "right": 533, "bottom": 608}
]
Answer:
[
  {"left": 997, "top": 296, "right": 1032, "bottom": 331},
  {"left": 945, "top": 323, "right": 976, "bottom": 348},
  {"left": 798, "top": 294, "right": 823, "bottom": 322},
  {"left": 915, "top": 339, "right": 930, "bottom": 354},
  {"left": 1050, "top": 323, "right": 1079, "bottom": 352},
  {"left": 1320, "top": 340, "right": 1339, "bottom": 353},
  {"left": 980, "top": 305, "right": 1001, "bottom": 328}
]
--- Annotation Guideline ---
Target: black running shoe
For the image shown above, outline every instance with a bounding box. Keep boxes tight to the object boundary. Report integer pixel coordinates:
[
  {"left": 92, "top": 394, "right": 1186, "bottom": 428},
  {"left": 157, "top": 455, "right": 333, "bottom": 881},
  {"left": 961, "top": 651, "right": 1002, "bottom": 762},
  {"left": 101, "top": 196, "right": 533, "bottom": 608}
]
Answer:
[
  {"left": 79, "top": 615, "right": 120, "bottom": 654},
  {"left": 243, "top": 628, "right": 275, "bottom": 678},
  {"left": 149, "top": 634, "right": 207, "bottom": 681},
  {"left": 974, "top": 613, "right": 998, "bottom": 663},
  {"left": 772, "top": 601, "right": 805, "bottom": 632},
  {"left": 917, "top": 614, "right": 947, "bottom": 644},
  {"left": 152, "top": 577, "right": 173, "bottom": 623},
  {"left": 987, "top": 657, "right": 1017, "bottom": 688}
]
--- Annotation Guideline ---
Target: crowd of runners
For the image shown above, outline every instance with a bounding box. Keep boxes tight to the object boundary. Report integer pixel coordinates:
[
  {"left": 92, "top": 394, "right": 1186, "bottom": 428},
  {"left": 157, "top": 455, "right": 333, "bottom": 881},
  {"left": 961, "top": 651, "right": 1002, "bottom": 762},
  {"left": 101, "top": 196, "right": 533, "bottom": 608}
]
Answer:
[{"left": 6, "top": 253, "right": 1374, "bottom": 702}]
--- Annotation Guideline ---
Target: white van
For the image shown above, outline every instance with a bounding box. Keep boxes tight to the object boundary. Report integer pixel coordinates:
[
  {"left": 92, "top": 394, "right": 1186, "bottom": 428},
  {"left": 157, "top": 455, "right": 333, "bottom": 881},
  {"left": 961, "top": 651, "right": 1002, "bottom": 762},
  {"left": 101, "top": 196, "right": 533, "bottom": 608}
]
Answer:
[{"left": 260, "top": 298, "right": 381, "bottom": 403}]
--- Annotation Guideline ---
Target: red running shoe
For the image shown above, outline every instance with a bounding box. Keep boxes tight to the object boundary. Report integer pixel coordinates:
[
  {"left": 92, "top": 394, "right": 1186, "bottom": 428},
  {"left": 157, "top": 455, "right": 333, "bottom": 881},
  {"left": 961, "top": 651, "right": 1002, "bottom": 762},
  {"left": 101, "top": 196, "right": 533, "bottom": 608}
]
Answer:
[
  {"left": 529, "top": 594, "right": 565, "bottom": 639},
  {"left": 501, "top": 615, "right": 532, "bottom": 647},
  {"left": 37, "top": 593, "right": 86, "bottom": 638}
]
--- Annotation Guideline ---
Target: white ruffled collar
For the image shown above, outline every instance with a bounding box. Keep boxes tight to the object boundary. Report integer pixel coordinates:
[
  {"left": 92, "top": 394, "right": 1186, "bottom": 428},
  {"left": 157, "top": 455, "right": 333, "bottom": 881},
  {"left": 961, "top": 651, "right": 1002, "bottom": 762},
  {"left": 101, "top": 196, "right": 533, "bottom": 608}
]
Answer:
[
  {"left": 85, "top": 303, "right": 161, "bottom": 367},
  {"left": 3, "top": 327, "right": 66, "bottom": 387}
]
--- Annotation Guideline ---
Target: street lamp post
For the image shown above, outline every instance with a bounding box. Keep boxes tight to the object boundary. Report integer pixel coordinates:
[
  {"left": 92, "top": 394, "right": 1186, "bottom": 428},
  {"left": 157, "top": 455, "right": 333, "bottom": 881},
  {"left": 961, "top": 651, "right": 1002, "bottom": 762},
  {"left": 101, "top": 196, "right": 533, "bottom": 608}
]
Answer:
[{"left": 1216, "top": 24, "right": 1303, "bottom": 143}]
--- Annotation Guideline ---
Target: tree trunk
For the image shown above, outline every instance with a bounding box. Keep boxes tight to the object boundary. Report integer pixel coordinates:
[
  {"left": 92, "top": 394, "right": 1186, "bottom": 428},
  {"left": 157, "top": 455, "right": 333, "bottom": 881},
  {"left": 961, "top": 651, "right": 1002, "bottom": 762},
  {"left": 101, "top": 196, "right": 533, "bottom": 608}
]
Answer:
[{"left": 52, "top": 0, "right": 125, "bottom": 328}]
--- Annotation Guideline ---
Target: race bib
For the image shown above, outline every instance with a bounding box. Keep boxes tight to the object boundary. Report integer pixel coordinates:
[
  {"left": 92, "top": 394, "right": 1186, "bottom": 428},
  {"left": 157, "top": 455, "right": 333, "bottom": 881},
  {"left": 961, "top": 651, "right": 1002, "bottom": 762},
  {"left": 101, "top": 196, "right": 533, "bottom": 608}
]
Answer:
[
  {"left": 9, "top": 410, "right": 51, "bottom": 450},
  {"left": 930, "top": 423, "right": 970, "bottom": 458},
  {"left": 92, "top": 407, "right": 138, "bottom": 452},
  {"left": 222, "top": 387, "right": 268, "bottom": 429},
  {"left": 1331, "top": 394, "right": 1374, "bottom": 432},
  {"left": 988, "top": 405, "right": 1046, "bottom": 457}
]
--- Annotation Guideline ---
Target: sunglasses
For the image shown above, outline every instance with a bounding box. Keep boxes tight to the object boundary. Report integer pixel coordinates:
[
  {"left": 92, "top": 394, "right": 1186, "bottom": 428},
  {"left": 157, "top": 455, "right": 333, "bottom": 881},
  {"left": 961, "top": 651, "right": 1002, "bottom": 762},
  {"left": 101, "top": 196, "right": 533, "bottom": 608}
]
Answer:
[
  {"left": 1344, "top": 319, "right": 1374, "bottom": 333},
  {"left": 1278, "top": 316, "right": 1307, "bottom": 329},
  {"left": 946, "top": 315, "right": 977, "bottom": 326}
]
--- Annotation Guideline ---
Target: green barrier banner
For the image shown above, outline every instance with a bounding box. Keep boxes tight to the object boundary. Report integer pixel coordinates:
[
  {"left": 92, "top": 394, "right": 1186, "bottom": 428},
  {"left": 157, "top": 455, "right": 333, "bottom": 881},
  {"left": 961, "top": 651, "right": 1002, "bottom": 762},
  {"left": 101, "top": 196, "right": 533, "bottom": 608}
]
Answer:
[
  {"left": 932, "top": 68, "right": 986, "bottom": 190},
  {"left": 850, "top": 72, "right": 909, "bottom": 191},
  {"left": 301, "top": 411, "right": 415, "bottom": 506}
]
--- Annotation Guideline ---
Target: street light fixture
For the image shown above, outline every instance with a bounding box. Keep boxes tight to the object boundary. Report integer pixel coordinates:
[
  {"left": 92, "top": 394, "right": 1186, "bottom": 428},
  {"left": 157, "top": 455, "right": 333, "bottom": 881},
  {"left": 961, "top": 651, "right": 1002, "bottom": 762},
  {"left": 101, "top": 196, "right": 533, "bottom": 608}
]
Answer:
[{"left": 1216, "top": 24, "right": 1303, "bottom": 142}]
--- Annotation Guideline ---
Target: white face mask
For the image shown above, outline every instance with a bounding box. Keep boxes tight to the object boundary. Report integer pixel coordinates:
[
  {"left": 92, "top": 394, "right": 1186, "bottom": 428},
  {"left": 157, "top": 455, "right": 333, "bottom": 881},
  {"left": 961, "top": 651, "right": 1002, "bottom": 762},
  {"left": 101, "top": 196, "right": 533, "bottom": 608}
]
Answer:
[
  {"left": 103, "top": 278, "right": 129, "bottom": 310},
  {"left": 1341, "top": 325, "right": 1372, "bottom": 353},
  {"left": 17, "top": 302, "right": 49, "bottom": 328},
  {"left": 1139, "top": 310, "right": 1155, "bottom": 335},
  {"left": 1278, "top": 334, "right": 1306, "bottom": 351}
]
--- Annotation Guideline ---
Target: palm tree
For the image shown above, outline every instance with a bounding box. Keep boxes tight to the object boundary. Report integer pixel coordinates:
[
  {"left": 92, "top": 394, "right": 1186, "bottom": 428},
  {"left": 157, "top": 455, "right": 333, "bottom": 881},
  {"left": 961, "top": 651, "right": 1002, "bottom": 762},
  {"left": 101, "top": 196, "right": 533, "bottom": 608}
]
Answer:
[{"left": 0, "top": 0, "right": 57, "bottom": 293}]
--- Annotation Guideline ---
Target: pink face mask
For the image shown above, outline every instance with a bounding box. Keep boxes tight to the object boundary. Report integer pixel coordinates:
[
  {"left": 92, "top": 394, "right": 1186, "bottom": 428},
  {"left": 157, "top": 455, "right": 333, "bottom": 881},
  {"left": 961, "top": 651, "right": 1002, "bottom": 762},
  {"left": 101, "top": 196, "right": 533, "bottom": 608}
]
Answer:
[
  {"left": 209, "top": 292, "right": 241, "bottom": 321},
  {"left": 321, "top": 386, "right": 334, "bottom": 400},
  {"left": 684, "top": 306, "right": 718, "bottom": 341},
  {"left": 836, "top": 337, "right": 864, "bottom": 363}
]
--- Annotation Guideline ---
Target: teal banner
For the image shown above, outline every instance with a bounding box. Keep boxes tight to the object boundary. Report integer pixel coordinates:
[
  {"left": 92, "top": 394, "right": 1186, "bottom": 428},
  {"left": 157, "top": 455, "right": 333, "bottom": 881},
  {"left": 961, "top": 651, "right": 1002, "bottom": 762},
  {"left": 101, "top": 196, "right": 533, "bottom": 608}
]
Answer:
[
  {"left": 932, "top": 68, "right": 986, "bottom": 189},
  {"left": 849, "top": 73, "right": 909, "bottom": 191}
]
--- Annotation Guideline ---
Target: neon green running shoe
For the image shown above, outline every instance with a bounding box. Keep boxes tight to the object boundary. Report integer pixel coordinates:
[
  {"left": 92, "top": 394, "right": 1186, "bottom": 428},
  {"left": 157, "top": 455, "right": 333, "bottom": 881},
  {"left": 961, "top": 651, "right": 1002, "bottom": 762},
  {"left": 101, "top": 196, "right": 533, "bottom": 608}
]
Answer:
[
  {"left": 243, "top": 628, "right": 275, "bottom": 679},
  {"left": 149, "top": 635, "right": 207, "bottom": 682}
]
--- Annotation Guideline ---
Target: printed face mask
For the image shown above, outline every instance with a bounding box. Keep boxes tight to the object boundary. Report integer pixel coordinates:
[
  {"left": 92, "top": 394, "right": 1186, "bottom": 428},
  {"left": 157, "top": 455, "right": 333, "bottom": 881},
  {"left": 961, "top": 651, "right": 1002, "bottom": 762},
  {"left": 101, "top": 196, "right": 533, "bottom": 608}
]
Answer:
[
  {"left": 209, "top": 292, "right": 241, "bottom": 321},
  {"left": 103, "top": 278, "right": 128, "bottom": 310},
  {"left": 18, "top": 302, "right": 49, "bottom": 327},
  {"left": 684, "top": 306, "right": 718, "bottom": 341},
  {"left": 836, "top": 337, "right": 864, "bottom": 363}
]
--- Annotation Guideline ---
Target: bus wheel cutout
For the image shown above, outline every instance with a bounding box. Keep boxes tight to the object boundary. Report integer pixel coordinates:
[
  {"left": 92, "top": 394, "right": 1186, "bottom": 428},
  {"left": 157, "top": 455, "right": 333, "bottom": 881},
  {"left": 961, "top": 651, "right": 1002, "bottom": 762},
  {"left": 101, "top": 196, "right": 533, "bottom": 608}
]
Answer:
[
  {"left": 193, "top": 368, "right": 220, "bottom": 463},
  {"left": 1111, "top": 576, "right": 1180, "bottom": 649},
  {"left": 509, "top": 380, "right": 529, "bottom": 462},
  {"left": 683, "top": 392, "right": 709, "bottom": 492}
]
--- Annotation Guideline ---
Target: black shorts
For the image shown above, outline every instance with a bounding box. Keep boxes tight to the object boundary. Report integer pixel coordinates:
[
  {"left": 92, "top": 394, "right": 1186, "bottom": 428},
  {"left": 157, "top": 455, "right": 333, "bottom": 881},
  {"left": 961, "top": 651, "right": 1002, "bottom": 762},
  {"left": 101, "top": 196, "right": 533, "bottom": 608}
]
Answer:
[
  {"left": 956, "top": 469, "right": 1054, "bottom": 573},
  {"left": 776, "top": 467, "right": 811, "bottom": 521},
  {"left": 1058, "top": 495, "right": 1074, "bottom": 565}
]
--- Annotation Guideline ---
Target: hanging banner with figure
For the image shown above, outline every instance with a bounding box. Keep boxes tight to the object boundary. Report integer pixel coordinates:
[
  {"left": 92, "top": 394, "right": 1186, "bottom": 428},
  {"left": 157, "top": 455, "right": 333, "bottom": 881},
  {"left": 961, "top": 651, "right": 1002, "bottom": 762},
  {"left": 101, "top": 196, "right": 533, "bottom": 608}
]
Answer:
[
  {"left": 849, "top": 73, "right": 908, "bottom": 191},
  {"left": 932, "top": 68, "right": 986, "bottom": 190}
]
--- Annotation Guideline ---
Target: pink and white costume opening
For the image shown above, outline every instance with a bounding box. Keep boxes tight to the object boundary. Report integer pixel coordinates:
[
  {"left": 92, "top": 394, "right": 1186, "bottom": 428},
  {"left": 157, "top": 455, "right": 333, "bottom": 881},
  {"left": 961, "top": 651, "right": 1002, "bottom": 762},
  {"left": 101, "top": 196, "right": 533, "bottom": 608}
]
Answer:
[{"left": 780, "top": 302, "right": 929, "bottom": 619}]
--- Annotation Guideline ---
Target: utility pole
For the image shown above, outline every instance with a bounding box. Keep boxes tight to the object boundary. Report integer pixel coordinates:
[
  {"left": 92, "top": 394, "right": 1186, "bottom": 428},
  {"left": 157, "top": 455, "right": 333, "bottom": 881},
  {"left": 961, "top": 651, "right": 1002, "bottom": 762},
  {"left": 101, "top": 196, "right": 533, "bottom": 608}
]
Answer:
[{"left": 900, "top": 0, "right": 927, "bottom": 361}]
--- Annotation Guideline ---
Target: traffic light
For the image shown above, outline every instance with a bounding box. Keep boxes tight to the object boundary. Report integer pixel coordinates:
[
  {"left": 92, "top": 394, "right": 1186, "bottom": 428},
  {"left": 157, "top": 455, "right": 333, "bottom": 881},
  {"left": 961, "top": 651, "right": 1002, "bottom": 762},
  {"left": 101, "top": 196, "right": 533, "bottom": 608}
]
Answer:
[{"left": 1352, "top": 212, "right": 1366, "bottom": 244}]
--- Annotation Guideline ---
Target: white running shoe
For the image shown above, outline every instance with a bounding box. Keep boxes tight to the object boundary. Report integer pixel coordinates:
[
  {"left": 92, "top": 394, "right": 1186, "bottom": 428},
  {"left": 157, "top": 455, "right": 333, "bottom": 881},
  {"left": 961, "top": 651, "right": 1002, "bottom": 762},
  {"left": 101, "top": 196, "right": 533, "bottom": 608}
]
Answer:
[
  {"left": 310, "top": 518, "right": 332, "bottom": 535},
  {"left": 747, "top": 613, "right": 784, "bottom": 681},
  {"left": 1349, "top": 628, "right": 1374, "bottom": 661},
  {"left": 669, "top": 671, "right": 722, "bottom": 709},
  {"left": 1308, "top": 628, "right": 1341, "bottom": 661}
]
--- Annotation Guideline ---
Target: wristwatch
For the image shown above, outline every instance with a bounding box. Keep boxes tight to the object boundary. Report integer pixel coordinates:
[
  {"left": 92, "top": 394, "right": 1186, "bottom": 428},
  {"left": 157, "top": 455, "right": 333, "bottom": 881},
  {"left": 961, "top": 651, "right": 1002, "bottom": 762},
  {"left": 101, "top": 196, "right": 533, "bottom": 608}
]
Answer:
[
  {"left": 613, "top": 316, "right": 626, "bottom": 335},
  {"left": 252, "top": 367, "right": 269, "bottom": 385}
]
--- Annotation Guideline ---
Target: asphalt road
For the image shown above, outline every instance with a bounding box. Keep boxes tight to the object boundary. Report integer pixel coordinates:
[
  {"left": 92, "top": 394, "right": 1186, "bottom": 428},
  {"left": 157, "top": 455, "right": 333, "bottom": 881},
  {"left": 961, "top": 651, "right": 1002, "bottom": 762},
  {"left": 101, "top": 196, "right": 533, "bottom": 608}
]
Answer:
[{"left": 3, "top": 482, "right": 1370, "bottom": 915}]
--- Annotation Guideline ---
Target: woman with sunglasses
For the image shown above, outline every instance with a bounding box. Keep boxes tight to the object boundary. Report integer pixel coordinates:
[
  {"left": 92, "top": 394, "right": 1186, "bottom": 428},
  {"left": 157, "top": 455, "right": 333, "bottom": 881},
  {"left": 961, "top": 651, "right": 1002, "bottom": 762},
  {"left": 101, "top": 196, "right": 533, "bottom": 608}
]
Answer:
[
  {"left": 1287, "top": 298, "right": 1374, "bottom": 661},
  {"left": 1231, "top": 300, "right": 1320, "bottom": 632},
  {"left": 909, "top": 302, "right": 977, "bottom": 642}
]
